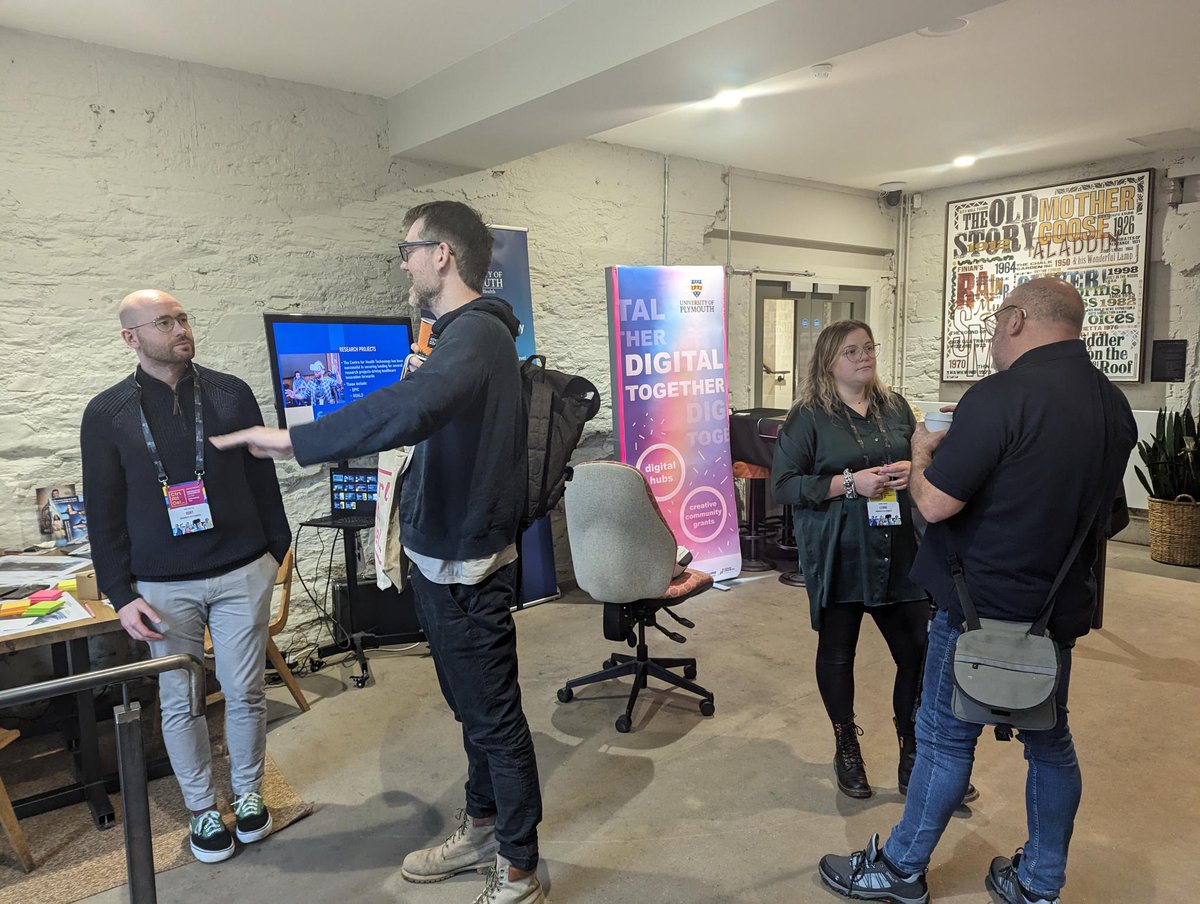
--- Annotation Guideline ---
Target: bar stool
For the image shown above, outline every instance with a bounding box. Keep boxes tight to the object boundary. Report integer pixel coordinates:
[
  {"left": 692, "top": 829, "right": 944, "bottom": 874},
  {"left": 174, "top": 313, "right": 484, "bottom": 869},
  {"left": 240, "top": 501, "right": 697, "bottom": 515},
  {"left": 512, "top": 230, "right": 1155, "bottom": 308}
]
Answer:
[
  {"left": 733, "top": 461, "right": 773, "bottom": 572},
  {"left": 775, "top": 504, "right": 806, "bottom": 587}
]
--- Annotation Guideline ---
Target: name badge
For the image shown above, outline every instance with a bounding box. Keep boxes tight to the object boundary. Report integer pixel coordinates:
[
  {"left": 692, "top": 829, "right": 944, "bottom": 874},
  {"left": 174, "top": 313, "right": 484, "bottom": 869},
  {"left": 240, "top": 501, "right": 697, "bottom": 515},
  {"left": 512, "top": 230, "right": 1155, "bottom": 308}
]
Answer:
[
  {"left": 164, "top": 479, "right": 215, "bottom": 536},
  {"left": 868, "top": 489, "right": 902, "bottom": 527}
]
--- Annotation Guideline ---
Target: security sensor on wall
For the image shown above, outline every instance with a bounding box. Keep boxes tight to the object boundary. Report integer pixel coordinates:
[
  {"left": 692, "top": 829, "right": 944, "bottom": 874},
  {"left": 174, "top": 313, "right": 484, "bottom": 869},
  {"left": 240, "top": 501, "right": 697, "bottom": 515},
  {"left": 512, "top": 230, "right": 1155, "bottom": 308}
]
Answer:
[{"left": 879, "top": 181, "right": 906, "bottom": 207}]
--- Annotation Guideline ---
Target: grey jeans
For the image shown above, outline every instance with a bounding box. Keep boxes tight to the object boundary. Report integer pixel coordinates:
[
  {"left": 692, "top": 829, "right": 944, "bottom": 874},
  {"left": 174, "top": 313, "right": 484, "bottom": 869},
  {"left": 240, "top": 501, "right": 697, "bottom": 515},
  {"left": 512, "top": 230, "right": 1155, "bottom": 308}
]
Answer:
[{"left": 138, "top": 553, "right": 276, "bottom": 811}]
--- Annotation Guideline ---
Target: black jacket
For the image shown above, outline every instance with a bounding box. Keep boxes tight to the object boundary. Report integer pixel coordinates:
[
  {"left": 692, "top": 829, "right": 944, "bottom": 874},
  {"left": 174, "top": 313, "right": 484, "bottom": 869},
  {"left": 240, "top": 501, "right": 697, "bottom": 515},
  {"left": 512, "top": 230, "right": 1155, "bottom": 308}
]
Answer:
[
  {"left": 80, "top": 365, "right": 292, "bottom": 608},
  {"left": 291, "top": 297, "right": 526, "bottom": 560}
]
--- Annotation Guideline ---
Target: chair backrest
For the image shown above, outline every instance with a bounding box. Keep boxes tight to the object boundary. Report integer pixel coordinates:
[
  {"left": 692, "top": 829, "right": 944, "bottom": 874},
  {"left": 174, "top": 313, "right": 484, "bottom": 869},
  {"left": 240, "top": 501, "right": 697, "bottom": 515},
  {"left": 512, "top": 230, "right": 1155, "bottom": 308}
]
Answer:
[
  {"left": 565, "top": 461, "right": 677, "bottom": 604},
  {"left": 268, "top": 548, "right": 294, "bottom": 637}
]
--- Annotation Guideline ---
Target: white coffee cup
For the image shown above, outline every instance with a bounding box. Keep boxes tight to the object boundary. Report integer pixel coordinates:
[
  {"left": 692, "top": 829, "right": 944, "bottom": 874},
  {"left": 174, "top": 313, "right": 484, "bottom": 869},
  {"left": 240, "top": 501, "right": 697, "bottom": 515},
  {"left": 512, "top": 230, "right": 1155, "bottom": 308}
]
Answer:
[{"left": 923, "top": 411, "right": 953, "bottom": 433}]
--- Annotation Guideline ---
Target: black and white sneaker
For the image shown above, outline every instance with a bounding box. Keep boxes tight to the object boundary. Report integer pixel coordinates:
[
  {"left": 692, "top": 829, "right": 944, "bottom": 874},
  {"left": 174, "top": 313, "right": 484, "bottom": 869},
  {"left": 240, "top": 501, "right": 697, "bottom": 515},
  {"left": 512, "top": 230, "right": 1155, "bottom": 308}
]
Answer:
[
  {"left": 189, "top": 810, "right": 235, "bottom": 863},
  {"left": 232, "top": 791, "right": 273, "bottom": 844},
  {"left": 986, "top": 850, "right": 1059, "bottom": 904},
  {"left": 819, "top": 832, "right": 929, "bottom": 904}
]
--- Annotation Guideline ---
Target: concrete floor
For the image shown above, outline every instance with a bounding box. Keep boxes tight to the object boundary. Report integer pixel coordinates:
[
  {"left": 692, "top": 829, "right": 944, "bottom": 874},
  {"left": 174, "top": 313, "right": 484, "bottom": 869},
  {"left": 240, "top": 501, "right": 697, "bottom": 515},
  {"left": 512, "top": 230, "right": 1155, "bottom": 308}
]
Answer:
[{"left": 84, "top": 542, "right": 1200, "bottom": 903}]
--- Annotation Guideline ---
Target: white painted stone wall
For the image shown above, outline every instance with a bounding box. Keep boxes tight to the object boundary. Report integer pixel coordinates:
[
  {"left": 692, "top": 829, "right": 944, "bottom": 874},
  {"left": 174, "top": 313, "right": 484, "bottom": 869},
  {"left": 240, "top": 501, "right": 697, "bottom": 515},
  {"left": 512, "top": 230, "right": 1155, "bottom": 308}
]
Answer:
[
  {"left": 902, "top": 150, "right": 1200, "bottom": 412},
  {"left": 0, "top": 28, "right": 896, "bottom": 678}
]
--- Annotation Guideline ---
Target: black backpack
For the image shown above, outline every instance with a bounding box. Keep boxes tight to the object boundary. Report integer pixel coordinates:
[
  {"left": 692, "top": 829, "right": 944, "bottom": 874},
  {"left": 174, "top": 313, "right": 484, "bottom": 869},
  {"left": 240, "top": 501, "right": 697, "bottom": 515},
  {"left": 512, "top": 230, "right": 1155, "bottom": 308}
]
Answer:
[{"left": 521, "top": 354, "right": 601, "bottom": 529}]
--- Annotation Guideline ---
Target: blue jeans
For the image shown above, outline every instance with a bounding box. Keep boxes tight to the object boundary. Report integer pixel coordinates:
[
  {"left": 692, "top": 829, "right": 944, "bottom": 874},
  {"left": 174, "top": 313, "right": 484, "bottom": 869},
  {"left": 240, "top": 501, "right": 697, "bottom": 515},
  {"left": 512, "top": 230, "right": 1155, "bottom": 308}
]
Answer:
[
  {"left": 883, "top": 608, "right": 1080, "bottom": 900},
  {"left": 409, "top": 561, "right": 542, "bottom": 872}
]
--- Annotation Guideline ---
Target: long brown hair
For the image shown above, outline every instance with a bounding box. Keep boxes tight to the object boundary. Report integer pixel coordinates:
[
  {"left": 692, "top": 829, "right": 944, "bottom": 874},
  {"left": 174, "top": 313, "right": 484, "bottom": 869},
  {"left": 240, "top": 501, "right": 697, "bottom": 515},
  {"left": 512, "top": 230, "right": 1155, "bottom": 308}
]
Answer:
[{"left": 796, "top": 319, "right": 901, "bottom": 418}]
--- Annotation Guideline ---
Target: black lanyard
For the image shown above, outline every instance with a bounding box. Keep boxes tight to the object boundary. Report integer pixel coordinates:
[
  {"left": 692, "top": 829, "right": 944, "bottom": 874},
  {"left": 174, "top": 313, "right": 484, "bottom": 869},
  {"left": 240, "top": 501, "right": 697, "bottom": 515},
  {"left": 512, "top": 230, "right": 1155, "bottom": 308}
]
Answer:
[
  {"left": 135, "top": 369, "right": 205, "bottom": 486},
  {"left": 843, "top": 404, "right": 893, "bottom": 467}
]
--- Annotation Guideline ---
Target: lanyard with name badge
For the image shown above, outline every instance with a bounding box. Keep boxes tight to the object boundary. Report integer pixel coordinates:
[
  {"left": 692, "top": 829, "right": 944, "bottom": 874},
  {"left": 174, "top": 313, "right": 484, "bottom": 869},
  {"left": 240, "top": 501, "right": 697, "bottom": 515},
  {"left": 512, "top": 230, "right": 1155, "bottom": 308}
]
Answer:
[
  {"left": 136, "top": 369, "right": 216, "bottom": 537},
  {"left": 844, "top": 406, "right": 901, "bottom": 528}
]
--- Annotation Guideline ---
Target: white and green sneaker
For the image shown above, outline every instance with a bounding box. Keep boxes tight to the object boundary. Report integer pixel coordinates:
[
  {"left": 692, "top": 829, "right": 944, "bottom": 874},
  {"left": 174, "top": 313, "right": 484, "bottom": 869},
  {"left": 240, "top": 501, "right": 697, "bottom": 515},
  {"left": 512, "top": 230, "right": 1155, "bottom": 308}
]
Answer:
[
  {"left": 189, "top": 809, "right": 235, "bottom": 863},
  {"left": 232, "top": 791, "right": 273, "bottom": 844}
]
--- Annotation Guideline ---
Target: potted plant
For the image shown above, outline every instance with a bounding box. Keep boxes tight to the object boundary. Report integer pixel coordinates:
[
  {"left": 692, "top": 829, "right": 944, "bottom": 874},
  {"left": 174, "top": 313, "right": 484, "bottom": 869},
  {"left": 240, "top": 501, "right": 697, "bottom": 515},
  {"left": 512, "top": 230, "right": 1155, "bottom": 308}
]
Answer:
[{"left": 1134, "top": 405, "right": 1200, "bottom": 566}]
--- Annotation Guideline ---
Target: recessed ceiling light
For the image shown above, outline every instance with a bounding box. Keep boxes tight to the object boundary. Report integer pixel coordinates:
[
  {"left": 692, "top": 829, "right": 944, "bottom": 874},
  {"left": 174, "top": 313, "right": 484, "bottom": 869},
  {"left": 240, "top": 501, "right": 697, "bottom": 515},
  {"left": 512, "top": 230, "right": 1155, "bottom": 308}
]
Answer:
[
  {"left": 917, "top": 17, "right": 970, "bottom": 37},
  {"left": 712, "top": 90, "right": 743, "bottom": 109},
  {"left": 810, "top": 63, "right": 834, "bottom": 79},
  {"left": 953, "top": 155, "right": 976, "bottom": 168}
]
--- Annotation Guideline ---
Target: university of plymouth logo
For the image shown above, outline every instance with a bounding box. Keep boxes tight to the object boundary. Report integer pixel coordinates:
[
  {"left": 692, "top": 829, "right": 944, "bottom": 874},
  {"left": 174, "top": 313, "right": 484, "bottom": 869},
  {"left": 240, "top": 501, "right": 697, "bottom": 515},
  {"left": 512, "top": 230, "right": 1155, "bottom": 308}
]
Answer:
[{"left": 690, "top": 279, "right": 703, "bottom": 298}]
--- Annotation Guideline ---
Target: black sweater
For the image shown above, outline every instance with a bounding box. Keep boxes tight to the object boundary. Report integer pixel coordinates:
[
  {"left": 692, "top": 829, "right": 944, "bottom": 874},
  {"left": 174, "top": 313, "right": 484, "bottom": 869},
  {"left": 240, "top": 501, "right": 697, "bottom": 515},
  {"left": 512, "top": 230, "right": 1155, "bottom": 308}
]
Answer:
[
  {"left": 291, "top": 297, "right": 526, "bottom": 560},
  {"left": 80, "top": 365, "right": 292, "bottom": 608}
]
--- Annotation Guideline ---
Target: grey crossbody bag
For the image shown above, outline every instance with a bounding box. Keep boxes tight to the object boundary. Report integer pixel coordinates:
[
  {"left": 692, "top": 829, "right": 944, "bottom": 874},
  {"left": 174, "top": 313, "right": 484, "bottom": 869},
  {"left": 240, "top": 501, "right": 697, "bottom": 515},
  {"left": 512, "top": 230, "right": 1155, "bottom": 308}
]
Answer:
[{"left": 949, "top": 372, "right": 1112, "bottom": 737}]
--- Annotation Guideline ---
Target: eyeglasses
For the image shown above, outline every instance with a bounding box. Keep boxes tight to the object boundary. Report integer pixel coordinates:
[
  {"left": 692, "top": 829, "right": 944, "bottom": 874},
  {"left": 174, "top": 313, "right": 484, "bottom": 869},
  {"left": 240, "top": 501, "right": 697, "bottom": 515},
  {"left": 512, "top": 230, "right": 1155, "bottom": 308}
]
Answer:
[
  {"left": 839, "top": 342, "right": 880, "bottom": 361},
  {"left": 396, "top": 240, "right": 454, "bottom": 263},
  {"left": 981, "top": 305, "right": 1027, "bottom": 337},
  {"left": 125, "top": 313, "right": 194, "bottom": 333}
]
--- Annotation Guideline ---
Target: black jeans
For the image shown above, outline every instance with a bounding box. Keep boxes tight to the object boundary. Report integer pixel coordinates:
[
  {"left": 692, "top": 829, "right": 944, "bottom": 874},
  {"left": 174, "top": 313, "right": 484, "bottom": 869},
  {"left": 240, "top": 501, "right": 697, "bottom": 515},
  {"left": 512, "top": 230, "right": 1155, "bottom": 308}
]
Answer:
[
  {"left": 409, "top": 560, "right": 542, "bottom": 871},
  {"left": 815, "top": 599, "right": 930, "bottom": 730}
]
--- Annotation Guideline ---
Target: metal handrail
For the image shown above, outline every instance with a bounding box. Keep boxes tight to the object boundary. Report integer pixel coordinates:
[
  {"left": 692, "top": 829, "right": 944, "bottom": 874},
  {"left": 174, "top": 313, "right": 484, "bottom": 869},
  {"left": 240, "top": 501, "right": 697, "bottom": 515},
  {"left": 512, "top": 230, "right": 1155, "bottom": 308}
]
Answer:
[
  {"left": 0, "top": 653, "right": 205, "bottom": 904},
  {"left": 0, "top": 653, "right": 205, "bottom": 715}
]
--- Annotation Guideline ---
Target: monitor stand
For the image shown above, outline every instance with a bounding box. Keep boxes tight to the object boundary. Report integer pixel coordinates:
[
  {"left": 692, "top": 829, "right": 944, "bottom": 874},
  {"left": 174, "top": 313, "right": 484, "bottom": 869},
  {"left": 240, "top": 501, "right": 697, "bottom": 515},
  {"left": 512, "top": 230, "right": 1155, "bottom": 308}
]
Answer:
[{"left": 306, "top": 462, "right": 424, "bottom": 688}]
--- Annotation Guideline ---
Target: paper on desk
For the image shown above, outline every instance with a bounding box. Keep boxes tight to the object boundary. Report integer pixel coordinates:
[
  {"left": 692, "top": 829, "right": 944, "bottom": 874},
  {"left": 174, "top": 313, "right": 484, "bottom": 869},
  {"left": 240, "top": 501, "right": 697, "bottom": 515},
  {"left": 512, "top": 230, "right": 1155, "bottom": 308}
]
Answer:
[
  {"left": 0, "top": 592, "right": 94, "bottom": 637},
  {"left": 0, "top": 555, "right": 92, "bottom": 586}
]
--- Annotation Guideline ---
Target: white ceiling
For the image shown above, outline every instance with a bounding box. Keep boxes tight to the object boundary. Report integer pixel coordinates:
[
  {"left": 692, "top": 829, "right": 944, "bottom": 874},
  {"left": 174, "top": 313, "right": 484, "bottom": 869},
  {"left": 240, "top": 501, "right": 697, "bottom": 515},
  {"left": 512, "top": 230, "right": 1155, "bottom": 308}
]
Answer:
[{"left": 3, "top": 0, "right": 1199, "bottom": 190}]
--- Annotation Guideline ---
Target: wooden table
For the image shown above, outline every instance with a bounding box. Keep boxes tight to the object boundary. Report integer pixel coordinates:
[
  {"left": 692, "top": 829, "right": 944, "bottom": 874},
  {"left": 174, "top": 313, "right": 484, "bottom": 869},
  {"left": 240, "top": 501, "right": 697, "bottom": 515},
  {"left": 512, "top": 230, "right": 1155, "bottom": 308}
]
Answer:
[{"left": 2, "top": 599, "right": 126, "bottom": 829}]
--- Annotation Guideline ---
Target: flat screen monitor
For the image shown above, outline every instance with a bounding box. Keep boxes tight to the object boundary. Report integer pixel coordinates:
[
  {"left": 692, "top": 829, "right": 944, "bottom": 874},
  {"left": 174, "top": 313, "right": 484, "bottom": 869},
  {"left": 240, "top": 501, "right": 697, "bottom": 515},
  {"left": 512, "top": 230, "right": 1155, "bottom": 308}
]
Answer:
[{"left": 263, "top": 314, "right": 414, "bottom": 429}]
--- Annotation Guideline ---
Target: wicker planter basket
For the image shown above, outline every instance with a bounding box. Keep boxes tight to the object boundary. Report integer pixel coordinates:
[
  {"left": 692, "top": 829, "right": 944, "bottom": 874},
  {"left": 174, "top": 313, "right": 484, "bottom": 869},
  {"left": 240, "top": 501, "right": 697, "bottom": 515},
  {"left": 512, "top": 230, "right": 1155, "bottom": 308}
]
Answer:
[{"left": 1147, "top": 494, "right": 1200, "bottom": 566}]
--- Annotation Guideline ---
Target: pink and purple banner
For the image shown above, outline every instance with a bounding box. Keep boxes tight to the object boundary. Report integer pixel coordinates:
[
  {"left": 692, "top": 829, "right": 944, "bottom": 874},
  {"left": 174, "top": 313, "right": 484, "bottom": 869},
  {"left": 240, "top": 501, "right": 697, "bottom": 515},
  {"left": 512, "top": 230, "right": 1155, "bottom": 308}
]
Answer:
[{"left": 606, "top": 266, "right": 741, "bottom": 580}]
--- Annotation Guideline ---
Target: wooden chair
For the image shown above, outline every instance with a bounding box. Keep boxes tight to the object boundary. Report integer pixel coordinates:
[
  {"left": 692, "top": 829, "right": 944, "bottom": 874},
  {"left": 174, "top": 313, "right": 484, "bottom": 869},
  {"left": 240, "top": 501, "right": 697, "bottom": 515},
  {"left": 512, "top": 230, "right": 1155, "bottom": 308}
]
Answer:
[
  {"left": 0, "top": 728, "right": 35, "bottom": 872},
  {"left": 204, "top": 549, "right": 310, "bottom": 713}
]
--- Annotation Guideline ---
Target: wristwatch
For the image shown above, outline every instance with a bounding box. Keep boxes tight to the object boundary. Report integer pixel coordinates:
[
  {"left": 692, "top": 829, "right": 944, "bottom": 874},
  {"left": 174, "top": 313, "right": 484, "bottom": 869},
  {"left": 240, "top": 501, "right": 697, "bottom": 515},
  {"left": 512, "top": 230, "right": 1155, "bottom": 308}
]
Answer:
[{"left": 842, "top": 468, "right": 858, "bottom": 499}]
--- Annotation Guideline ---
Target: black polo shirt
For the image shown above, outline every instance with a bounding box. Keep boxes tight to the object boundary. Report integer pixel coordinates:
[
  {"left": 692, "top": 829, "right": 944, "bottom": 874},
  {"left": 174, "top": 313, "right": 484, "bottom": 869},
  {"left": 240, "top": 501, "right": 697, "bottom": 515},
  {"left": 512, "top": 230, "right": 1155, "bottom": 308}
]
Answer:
[{"left": 910, "top": 340, "right": 1136, "bottom": 641}]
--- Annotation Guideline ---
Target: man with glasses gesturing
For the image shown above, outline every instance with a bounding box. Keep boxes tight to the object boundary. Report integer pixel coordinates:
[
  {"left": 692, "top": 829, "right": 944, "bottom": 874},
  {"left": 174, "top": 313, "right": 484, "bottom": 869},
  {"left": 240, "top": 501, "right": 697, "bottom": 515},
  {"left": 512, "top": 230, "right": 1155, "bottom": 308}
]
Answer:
[
  {"left": 81, "top": 290, "right": 291, "bottom": 864},
  {"left": 213, "top": 202, "right": 544, "bottom": 904},
  {"left": 818, "top": 278, "right": 1135, "bottom": 904}
]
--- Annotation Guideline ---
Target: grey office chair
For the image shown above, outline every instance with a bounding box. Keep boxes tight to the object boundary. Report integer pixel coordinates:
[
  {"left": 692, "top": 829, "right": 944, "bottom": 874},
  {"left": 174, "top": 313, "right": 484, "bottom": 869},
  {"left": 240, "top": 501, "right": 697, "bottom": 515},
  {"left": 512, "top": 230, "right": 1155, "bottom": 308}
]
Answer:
[{"left": 557, "top": 461, "right": 715, "bottom": 733}]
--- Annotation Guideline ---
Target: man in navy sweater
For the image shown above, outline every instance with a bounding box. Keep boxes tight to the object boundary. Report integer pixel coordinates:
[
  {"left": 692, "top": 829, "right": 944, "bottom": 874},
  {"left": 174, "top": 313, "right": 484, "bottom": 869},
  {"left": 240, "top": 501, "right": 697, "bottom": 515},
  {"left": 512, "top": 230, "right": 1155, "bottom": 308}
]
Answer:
[
  {"left": 81, "top": 290, "right": 290, "bottom": 863},
  {"left": 214, "top": 201, "right": 544, "bottom": 904}
]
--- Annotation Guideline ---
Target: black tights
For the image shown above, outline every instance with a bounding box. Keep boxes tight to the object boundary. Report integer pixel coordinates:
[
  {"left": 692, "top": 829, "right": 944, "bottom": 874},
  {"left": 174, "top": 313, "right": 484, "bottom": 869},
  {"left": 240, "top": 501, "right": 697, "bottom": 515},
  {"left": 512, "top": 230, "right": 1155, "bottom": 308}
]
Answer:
[{"left": 815, "top": 600, "right": 930, "bottom": 732}]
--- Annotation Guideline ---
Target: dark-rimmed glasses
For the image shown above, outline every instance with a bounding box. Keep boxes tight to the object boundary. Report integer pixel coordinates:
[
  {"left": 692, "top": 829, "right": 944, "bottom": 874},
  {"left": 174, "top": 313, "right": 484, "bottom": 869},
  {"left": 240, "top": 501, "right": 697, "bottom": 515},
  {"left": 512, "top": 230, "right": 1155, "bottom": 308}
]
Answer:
[
  {"left": 125, "top": 313, "right": 194, "bottom": 333},
  {"left": 397, "top": 240, "right": 454, "bottom": 263},
  {"left": 981, "top": 305, "right": 1027, "bottom": 336}
]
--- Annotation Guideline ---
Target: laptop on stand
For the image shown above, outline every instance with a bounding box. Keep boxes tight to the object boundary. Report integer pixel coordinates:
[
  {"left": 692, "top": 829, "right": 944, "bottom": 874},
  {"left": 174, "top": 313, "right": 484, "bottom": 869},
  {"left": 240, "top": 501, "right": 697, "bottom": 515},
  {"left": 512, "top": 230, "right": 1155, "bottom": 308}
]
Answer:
[{"left": 328, "top": 467, "right": 378, "bottom": 528}]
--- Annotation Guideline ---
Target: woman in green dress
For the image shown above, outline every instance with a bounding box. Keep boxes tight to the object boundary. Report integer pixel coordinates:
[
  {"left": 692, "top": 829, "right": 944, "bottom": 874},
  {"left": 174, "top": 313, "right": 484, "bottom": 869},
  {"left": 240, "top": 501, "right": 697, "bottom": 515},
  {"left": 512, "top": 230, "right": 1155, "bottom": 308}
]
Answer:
[{"left": 772, "top": 320, "right": 976, "bottom": 804}]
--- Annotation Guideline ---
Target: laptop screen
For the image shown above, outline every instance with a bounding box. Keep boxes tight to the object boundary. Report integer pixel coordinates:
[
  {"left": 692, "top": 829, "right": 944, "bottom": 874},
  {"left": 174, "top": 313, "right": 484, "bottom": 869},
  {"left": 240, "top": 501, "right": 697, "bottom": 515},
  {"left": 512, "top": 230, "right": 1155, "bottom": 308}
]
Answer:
[{"left": 329, "top": 467, "right": 378, "bottom": 517}]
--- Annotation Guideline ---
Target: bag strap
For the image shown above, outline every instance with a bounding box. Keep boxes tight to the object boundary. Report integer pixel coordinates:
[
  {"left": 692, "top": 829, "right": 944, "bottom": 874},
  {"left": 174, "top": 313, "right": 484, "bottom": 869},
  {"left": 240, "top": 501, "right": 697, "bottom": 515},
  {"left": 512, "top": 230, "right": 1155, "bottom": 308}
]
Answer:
[{"left": 950, "top": 367, "right": 1116, "bottom": 637}]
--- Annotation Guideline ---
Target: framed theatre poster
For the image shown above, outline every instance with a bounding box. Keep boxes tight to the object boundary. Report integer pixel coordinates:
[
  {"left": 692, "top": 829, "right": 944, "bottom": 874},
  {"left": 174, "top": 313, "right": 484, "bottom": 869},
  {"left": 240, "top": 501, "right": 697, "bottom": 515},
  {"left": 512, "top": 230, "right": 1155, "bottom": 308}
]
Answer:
[{"left": 942, "top": 169, "right": 1152, "bottom": 382}]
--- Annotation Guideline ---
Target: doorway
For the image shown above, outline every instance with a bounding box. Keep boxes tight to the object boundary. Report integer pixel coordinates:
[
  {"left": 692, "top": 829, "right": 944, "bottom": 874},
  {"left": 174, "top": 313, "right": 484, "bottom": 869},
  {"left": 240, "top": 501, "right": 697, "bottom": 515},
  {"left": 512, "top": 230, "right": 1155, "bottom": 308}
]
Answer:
[{"left": 754, "top": 281, "right": 866, "bottom": 407}]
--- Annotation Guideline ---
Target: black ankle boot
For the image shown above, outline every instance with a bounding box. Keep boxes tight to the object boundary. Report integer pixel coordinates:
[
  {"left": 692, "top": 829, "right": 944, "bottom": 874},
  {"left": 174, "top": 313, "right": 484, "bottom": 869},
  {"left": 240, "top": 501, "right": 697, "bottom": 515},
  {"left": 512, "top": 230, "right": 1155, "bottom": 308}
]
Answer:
[
  {"left": 832, "top": 720, "right": 872, "bottom": 799},
  {"left": 894, "top": 717, "right": 980, "bottom": 804},
  {"left": 894, "top": 717, "right": 917, "bottom": 794}
]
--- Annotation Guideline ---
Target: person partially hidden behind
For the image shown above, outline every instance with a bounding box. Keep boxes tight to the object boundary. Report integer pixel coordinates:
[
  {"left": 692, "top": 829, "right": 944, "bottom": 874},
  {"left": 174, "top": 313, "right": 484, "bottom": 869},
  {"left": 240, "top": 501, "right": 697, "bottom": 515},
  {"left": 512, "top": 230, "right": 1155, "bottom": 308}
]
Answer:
[
  {"left": 818, "top": 278, "right": 1136, "bottom": 904},
  {"left": 212, "top": 200, "right": 544, "bottom": 904},
  {"left": 81, "top": 290, "right": 291, "bottom": 863},
  {"left": 771, "top": 320, "right": 976, "bottom": 805}
]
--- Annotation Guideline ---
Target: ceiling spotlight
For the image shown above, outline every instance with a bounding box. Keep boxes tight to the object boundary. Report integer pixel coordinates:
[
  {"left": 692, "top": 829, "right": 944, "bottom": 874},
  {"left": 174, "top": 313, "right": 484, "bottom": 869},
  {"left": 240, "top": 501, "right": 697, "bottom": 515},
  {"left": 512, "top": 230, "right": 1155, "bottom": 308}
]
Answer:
[
  {"left": 810, "top": 63, "right": 834, "bottom": 79},
  {"left": 712, "top": 90, "right": 743, "bottom": 109},
  {"left": 953, "top": 155, "right": 976, "bottom": 168},
  {"left": 917, "top": 18, "right": 970, "bottom": 37}
]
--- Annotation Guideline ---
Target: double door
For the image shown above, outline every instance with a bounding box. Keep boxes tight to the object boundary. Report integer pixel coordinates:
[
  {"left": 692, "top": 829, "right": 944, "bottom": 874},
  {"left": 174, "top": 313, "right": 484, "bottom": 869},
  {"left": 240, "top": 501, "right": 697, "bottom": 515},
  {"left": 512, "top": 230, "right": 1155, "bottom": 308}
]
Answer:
[{"left": 756, "top": 281, "right": 862, "bottom": 407}]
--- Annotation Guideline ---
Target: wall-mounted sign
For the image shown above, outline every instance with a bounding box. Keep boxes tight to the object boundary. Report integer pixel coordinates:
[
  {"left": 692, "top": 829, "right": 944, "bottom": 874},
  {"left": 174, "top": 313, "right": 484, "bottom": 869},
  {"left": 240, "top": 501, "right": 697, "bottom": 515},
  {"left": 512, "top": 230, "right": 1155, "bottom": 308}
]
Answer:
[
  {"left": 1150, "top": 339, "right": 1188, "bottom": 383},
  {"left": 943, "top": 169, "right": 1152, "bottom": 382}
]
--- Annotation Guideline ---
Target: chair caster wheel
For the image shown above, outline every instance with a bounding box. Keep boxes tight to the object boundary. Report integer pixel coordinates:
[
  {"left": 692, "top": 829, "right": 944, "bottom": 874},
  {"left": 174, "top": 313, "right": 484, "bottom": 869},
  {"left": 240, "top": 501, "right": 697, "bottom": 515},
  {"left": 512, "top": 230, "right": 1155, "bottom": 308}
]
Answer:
[
  {"left": 603, "top": 658, "right": 617, "bottom": 670},
  {"left": 683, "top": 664, "right": 697, "bottom": 680},
  {"left": 615, "top": 713, "right": 632, "bottom": 733},
  {"left": 699, "top": 699, "right": 715, "bottom": 716},
  {"left": 557, "top": 687, "right": 573, "bottom": 703}
]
